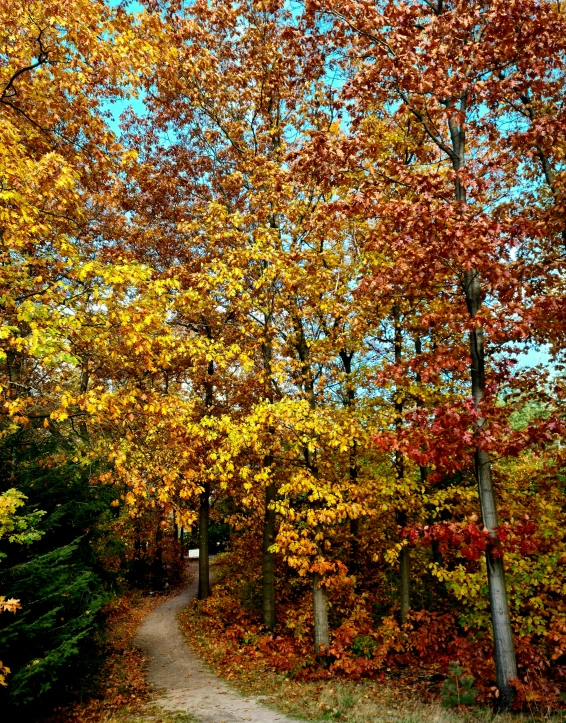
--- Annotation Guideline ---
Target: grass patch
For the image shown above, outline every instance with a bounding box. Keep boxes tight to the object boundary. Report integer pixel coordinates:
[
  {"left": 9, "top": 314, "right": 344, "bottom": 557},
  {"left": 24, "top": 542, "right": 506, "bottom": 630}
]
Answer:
[{"left": 251, "top": 679, "right": 566, "bottom": 722}]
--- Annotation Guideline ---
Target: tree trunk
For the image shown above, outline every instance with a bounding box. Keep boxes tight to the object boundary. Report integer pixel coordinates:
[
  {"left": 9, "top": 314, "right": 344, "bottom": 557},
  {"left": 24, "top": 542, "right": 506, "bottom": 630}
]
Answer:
[
  {"left": 153, "top": 518, "right": 164, "bottom": 589},
  {"left": 447, "top": 104, "right": 518, "bottom": 706},
  {"left": 261, "top": 339, "right": 278, "bottom": 631},
  {"left": 311, "top": 524, "right": 330, "bottom": 650},
  {"left": 477, "top": 446, "right": 518, "bottom": 707},
  {"left": 350, "top": 517, "right": 359, "bottom": 538},
  {"left": 466, "top": 271, "right": 518, "bottom": 707},
  {"left": 262, "top": 471, "right": 277, "bottom": 630},
  {"left": 313, "top": 552, "right": 329, "bottom": 652},
  {"left": 396, "top": 510, "right": 410, "bottom": 625},
  {"left": 350, "top": 512, "right": 359, "bottom": 566},
  {"left": 393, "top": 304, "right": 410, "bottom": 624},
  {"left": 198, "top": 481, "right": 210, "bottom": 599},
  {"left": 339, "top": 351, "right": 360, "bottom": 569},
  {"left": 293, "top": 315, "right": 330, "bottom": 653},
  {"left": 180, "top": 526, "right": 184, "bottom": 559},
  {"left": 399, "top": 546, "right": 410, "bottom": 625},
  {"left": 198, "top": 358, "right": 215, "bottom": 600}
]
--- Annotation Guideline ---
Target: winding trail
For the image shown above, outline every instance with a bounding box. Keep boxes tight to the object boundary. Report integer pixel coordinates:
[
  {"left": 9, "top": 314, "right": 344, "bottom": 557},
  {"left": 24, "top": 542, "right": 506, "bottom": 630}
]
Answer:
[{"left": 135, "top": 563, "right": 301, "bottom": 723}]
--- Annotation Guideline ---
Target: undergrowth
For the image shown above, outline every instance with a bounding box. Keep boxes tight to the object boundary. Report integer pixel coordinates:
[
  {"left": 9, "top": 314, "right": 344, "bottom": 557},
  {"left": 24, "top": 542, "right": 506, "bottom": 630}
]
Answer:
[{"left": 178, "top": 555, "right": 565, "bottom": 723}]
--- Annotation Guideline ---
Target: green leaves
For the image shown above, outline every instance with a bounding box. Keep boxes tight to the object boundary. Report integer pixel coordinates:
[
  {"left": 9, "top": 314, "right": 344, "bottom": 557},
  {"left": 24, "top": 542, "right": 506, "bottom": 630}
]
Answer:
[{"left": 0, "top": 490, "right": 44, "bottom": 556}]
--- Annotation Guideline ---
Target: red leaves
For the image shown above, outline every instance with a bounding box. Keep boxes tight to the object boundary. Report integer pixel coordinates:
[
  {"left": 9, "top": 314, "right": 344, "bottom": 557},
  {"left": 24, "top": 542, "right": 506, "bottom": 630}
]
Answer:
[
  {"left": 404, "top": 517, "right": 542, "bottom": 561},
  {"left": 404, "top": 521, "right": 490, "bottom": 561},
  {"left": 495, "top": 517, "right": 540, "bottom": 557}
]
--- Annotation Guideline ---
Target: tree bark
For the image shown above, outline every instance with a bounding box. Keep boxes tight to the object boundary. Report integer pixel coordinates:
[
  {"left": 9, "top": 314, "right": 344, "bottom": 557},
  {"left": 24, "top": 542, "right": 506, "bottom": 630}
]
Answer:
[
  {"left": 350, "top": 516, "right": 359, "bottom": 541},
  {"left": 262, "top": 468, "right": 277, "bottom": 630},
  {"left": 349, "top": 470, "right": 359, "bottom": 568},
  {"left": 198, "top": 359, "right": 215, "bottom": 600},
  {"left": 339, "top": 350, "right": 360, "bottom": 568},
  {"left": 399, "top": 549, "right": 410, "bottom": 625},
  {"left": 395, "top": 509, "right": 410, "bottom": 625},
  {"left": 465, "top": 270, "right": 518, "bottom": 708},
  {"left": 198, "top": 481, "right": 210, "bottom": 599},
  {"left": 294, "top": 314, "right": 330, "bottom": 651},
  {"left": 444, "top": 93, "right": 516, "bottom": 707},
  {"left": 153, "top": 518, "right": 164, "bottom": 589},
  {"left": 313, "top": 558, "right": 330, "bottom": 653},
  {"left": 261, "top": 338, "right": 278, "bottom": 630},
  {"left": 393, "top": 303, "right": 410, "bottom": 624}
]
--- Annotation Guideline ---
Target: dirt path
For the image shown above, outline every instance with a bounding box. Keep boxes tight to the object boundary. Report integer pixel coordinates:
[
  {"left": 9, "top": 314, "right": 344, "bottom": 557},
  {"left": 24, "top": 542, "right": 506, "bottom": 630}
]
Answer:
[{"left": 135, "top": 564, "right": 301, "bottom": 723}]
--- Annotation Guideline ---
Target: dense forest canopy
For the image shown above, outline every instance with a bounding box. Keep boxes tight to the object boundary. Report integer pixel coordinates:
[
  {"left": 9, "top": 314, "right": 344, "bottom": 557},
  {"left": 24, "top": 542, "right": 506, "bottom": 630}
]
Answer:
[{"left": 1, "top": 0, "right": 565, "bottom": 715}]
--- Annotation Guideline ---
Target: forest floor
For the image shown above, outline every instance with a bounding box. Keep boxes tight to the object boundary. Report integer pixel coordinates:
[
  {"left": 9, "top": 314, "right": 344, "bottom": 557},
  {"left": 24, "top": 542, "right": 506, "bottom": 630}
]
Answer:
[{"left": 49, "top": 561, "right": 565, "bottom": 723}]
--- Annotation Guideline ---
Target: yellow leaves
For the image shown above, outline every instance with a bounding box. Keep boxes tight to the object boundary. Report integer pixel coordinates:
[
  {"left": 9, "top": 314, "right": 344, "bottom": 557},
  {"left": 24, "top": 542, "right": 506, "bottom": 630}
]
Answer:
[
  {"left": 437, "top": 563, "right": 485, "bottom": 603},
  {"left": 0, "top": 597, "right": 21, "bottom": 615},
  {"left": 0, "top": 661, "right": 11, "bottom": 687},
  {"left": 384, "top": 541, "right": 407, "bottom": 565},
  {"left": 52, "top": 410, "right": 69, "bottom": 422},
  {"left": 0, "top": 490, "right": 27, "bottom": 538}
]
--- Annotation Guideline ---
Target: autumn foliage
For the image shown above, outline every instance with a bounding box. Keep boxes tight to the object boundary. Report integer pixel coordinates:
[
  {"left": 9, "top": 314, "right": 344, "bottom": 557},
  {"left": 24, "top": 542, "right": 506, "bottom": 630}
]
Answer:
[{"left": 1, "top": 0, "right": 565, "bottom": 716}]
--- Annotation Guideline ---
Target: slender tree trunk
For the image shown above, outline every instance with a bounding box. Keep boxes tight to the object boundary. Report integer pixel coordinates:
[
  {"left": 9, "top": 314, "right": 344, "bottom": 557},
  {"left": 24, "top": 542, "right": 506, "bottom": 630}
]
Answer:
[
  {"left": 310, "top": 475, "right": 330, "bottom": 651},
  {"left": 198, "top": 359, "right": 214, "bottom": 600},
  {"left": 262, "top": 466, "right": 277, "bottom": 630},
  {"left": 294, "top": 316, "right": 330, "bottom": 652},
  {"left": 153, "top": 518, "right": 164, "bottom": 589},
  {"left": 313, "top": 553, "right": 330, "bottom": 653},
  {"left": 393, "top": 303, "right": 410, "bottom": 624},
  {"left": 399, "top": 545, "right": 410, "bottom": 624},
  {"left": 180, "top": 526, "right": 184, "bottom": 559},
  {"left": 310, "top": 497, "right": 330, "bottom": 651},
  {"left": 173, "top": 521, "right": 181, "bottom": 560},
  {"left": 396, "top": 509, "right": 410, "bottom": 625},
  {"left": 350, "top": 516, "right": 359, "bottom": 541},
  {"left": 349, "top": 451, "right": 360, "bottom": 569},
  {"left": 198, "top": 481, "right": 210, "bottom": 599},
  {"left": 465, "top": 269, "right": 517, "bottom": 707},
  {"left": 441, "top": 107, "right": 517, "bottom": 705},
  {"left": 339, "top": 351, "right": 360, "bottom": 568},
  {"left": 261, "top": 338, "right": 278, "bottom": 630}
]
